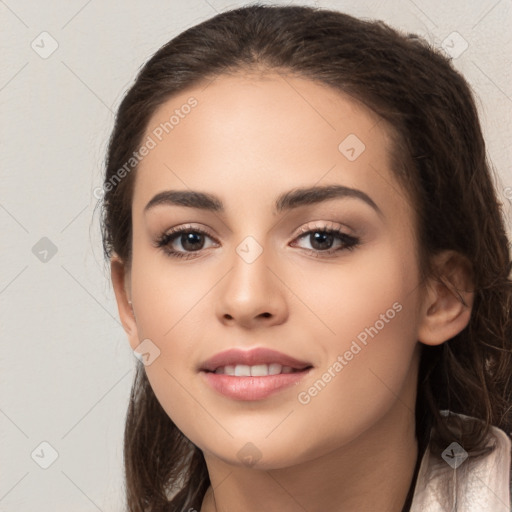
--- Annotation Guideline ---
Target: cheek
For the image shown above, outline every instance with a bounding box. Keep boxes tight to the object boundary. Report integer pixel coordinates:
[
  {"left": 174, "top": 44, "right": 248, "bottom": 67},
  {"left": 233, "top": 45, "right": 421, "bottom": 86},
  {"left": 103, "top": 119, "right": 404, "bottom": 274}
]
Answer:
[
  {"left": 291, "top": 244, "right": 421, "bottom": 438},
  {"left": 293, "top": 239, "right": 419, "bottom": 349},
  {"left": 130, "top": 244, "right": 215, "bottom": 345}
]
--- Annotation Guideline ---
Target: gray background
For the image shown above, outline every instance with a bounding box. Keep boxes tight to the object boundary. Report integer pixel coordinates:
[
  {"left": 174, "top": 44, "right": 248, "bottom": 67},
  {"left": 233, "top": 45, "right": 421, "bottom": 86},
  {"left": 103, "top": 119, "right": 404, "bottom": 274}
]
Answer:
[{"left": 1, "top": 0, "right": 511, "bottom": 510}]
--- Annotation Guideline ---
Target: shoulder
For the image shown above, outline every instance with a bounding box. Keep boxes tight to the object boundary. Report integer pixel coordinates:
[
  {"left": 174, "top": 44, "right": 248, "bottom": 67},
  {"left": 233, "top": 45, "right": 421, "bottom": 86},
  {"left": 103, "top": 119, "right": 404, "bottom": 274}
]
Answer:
[{"left": 410, "top": 412, "right": 511, "bottom": 511}]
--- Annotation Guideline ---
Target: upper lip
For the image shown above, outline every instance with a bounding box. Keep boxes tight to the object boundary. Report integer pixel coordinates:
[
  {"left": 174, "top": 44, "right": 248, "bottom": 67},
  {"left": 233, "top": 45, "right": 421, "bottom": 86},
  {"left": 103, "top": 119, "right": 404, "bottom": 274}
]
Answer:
[{"left": 199, "top": 347, "right": 313, "bottom": 372}]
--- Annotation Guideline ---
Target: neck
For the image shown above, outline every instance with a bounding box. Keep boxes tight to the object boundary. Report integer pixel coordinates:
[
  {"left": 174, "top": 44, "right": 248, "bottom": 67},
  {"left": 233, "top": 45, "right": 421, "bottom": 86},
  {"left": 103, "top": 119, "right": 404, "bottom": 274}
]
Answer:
[{"left": 200, "top": 391, "right": 419, "bottom": 512}]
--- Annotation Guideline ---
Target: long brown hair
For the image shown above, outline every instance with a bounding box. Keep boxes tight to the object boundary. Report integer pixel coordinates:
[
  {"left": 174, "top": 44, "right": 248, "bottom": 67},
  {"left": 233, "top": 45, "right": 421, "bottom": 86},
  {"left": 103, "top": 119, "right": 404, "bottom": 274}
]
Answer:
[{"left": 100, "top": 5, "right": 512, "bottom": 511}]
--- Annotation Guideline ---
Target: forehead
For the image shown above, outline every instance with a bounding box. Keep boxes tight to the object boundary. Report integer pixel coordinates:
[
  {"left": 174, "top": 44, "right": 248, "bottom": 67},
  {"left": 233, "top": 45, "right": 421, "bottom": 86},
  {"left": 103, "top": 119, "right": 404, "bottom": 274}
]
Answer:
[{"left": 133, "top": 72, "right": 410, "bottom": 222}]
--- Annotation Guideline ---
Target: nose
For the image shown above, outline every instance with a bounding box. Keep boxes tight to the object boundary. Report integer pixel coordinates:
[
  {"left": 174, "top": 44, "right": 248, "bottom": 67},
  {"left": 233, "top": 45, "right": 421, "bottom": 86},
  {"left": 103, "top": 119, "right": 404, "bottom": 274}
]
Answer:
[{"left": 215, "top": 240, "right": 288, "bottom": 329}]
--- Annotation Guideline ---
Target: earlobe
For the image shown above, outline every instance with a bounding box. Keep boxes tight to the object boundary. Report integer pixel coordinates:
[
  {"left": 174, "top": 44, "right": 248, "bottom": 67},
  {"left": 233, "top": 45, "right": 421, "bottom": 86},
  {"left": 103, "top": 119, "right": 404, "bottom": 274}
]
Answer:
[
  {"left": 110, "top": 255, "right": 140, "bottom": 350},
  {"left": 417, "top": 250, "right": 474, "bottom": 346}
]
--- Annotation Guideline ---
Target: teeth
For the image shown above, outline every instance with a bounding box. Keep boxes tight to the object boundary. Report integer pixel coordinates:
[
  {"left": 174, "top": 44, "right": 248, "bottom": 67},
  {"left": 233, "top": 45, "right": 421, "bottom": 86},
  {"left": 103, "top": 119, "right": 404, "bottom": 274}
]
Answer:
[
  {"left": 250, "top": 364, "right": 269, "bottom": 376},
  {"left": 213, "top": 364, "right": 298, "bottom": 376},
  {"left": 268, "top": 363, "right": 282, "bottom": 375},
  {"left": 234, "top": 365, "right": 251, "bottom": 376},
  {"left": 224, "top": 365, "right": 236, "bottom": 376}
]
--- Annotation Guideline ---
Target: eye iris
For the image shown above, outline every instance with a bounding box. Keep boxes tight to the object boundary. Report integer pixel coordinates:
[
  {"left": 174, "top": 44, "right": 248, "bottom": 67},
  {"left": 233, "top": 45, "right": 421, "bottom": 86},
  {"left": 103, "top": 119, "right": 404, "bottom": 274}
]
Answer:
[
  {"left": 311, "top": 231, "right": 333, "bottom": 250},
  {"left": 181, "top": 232, "right": 204, "bottom": 251}
]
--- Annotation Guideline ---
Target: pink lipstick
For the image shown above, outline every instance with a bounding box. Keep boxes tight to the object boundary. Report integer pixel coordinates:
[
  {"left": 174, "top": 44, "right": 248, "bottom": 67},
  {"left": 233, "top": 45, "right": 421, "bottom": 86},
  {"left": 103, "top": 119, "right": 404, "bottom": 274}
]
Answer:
[{"left": 199, "top": 347, "right": 313, "bottom": 401}]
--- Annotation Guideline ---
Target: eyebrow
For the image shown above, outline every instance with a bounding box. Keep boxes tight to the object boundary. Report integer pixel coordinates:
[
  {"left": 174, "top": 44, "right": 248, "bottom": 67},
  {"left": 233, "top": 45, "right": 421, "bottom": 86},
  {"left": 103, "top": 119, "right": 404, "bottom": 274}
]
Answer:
[{"left": 144, "top": 184, "right": 382, "bottom": 217}]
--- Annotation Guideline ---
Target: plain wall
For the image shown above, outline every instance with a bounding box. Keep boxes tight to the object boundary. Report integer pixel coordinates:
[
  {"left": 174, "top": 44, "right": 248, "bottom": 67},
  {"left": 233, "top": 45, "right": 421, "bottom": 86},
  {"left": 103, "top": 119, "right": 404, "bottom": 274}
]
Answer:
[{"left": 1, "top": 0, "right": 511, "bottom": 510}]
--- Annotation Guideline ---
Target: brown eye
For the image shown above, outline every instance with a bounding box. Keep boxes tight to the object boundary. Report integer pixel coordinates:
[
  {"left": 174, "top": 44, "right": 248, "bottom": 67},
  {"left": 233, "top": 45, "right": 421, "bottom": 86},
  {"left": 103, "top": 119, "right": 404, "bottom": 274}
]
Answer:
[
  {"left": 291, "top": 227, "right": 360, "bottom": 257},
  {"left": 155, "top": 226, "right": 218, "bottom": 259}
]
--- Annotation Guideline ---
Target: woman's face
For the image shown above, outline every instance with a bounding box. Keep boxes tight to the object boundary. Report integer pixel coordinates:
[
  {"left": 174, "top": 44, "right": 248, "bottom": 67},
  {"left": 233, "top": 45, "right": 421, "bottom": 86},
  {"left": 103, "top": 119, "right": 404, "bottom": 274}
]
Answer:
[{"left": 121, "top": 72, "right": 426, "bottom": 468}]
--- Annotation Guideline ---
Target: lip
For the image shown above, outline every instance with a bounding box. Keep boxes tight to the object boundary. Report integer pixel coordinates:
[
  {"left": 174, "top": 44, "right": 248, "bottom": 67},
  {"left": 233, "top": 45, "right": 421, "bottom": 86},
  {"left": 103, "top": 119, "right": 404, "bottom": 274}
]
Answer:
[
  {"left": 198, "top": 347, "right": 313, "bottom": 401},
  {"left": 199, "top": 347, "right": 312, "bottom": 373},
  {"left": 201, "top": 370, "right": 312, "bottom": 401}
]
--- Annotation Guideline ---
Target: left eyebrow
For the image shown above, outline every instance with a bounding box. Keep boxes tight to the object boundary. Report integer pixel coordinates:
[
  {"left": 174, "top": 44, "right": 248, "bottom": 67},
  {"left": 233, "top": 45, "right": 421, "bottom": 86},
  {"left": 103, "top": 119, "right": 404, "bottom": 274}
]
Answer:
[{"left": 144, "top": 184, "right": 383, "bottom": 218}]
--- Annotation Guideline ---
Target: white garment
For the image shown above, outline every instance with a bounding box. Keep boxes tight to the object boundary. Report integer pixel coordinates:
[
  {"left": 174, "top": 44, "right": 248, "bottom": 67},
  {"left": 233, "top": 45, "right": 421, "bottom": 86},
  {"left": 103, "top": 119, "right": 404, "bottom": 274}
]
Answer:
[{"left": 410, "top": 414, "right": 511, "bottom": 511}]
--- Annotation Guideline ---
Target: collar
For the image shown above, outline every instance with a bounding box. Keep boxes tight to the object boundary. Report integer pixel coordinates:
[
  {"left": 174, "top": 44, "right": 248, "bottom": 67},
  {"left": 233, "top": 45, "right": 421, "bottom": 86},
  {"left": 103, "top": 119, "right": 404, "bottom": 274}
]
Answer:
[{"left": 410, "top": 413, "right": 511, "bottom": 511}]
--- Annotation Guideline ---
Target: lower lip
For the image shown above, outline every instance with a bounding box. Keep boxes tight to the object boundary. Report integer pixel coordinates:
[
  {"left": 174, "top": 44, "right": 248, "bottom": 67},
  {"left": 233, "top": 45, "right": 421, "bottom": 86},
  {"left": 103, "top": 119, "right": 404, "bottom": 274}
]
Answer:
[{"left": 200, "top": 369, "right": 312, "bottom": 401}]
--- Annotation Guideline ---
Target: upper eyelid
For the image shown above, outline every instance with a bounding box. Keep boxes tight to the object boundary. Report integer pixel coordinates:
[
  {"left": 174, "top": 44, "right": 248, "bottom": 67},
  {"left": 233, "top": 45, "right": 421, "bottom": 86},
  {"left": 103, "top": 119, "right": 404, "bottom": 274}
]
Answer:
[
  {"left": 165, "top": 224, "right": 218, "bottom": 241},
  {"left": 294, "top": 220, "right": 353, "bottom": 235}
]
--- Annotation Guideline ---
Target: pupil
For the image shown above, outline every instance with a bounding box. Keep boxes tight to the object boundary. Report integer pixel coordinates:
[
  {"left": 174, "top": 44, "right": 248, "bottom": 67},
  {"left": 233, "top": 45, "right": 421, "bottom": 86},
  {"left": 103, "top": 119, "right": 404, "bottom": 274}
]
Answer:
[
  {"left": 312, "top": 232, "right": 332, "bottom": 250},
  {"left": 182, "top": 232, "right": 203, "bottom": 251}
]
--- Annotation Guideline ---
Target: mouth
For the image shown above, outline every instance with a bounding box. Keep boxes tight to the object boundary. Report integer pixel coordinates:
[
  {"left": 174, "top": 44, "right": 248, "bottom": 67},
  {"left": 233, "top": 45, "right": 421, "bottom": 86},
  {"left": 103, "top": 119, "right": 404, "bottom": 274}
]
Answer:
[{"left": 199, "top": 347, "right": 313, "bottom": 401}]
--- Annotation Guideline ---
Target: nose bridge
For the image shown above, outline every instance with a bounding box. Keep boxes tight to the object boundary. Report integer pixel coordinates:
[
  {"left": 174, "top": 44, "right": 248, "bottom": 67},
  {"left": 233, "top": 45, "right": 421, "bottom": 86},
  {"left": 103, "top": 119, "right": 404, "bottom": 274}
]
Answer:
[
  {"left": 230, "top": 233, "right": 272, "bottom": 300},
  {"left": 216, "top": 232, "right": 286, "bottom": 325}
]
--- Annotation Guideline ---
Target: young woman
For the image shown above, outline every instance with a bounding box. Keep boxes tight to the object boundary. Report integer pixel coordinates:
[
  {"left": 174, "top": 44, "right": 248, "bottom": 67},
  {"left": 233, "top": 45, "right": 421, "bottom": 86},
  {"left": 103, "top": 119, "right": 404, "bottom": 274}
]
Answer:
[{"left": 100, "top": 5, "right": 512, "bottom": 511}]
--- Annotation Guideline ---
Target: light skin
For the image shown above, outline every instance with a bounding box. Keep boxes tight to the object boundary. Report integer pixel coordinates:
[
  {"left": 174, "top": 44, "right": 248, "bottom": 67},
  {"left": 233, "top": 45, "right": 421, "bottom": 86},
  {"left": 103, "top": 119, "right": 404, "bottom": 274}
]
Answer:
[{"left": 110, "top": 72, "right": 474, "bottom": 511}]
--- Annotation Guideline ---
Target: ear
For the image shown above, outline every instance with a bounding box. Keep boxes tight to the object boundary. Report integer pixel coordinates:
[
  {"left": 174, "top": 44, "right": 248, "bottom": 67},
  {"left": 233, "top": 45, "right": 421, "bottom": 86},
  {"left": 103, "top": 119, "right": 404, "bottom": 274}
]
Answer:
[
  {"left": 417, "top": 250, "right": 474, "bottom": 346},
  {"left": 110, "top": 254, "right": 140, "bottom": 351}
]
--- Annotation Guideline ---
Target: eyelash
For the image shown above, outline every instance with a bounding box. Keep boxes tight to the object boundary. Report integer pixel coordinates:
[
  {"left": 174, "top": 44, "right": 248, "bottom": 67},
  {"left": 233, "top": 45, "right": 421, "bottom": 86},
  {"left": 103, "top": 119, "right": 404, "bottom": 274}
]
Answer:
[{"left": 154, "top": 223, "right": 360, "bottom": 260}]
